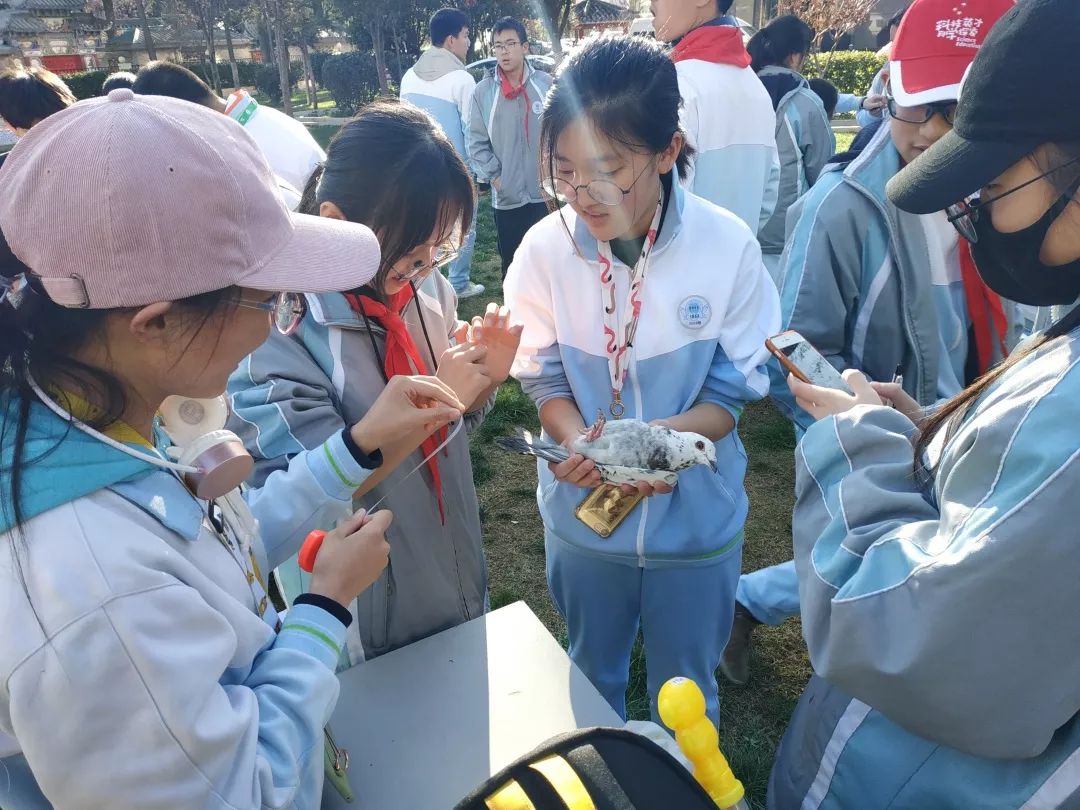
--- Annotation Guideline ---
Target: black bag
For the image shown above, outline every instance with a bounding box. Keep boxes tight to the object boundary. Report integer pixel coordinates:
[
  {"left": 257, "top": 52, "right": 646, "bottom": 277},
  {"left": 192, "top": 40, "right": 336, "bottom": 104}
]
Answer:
[{"left": 453, "top": 727, "right": 718, "bottom": 810}]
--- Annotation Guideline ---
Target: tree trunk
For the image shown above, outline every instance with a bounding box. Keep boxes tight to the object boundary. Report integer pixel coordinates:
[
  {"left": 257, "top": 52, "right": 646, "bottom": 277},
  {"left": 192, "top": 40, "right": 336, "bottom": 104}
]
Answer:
[
  {"left": 272, "top": 2, "right": 292, "bottom": 115},
  {"left": 224, "top": 22, "right": 240, "bottom": 89},
  {"left": 135, "top": 0, "right": 157, "bottom": 61},
  {"left": 390, "top": 16, "right": 403, "bottom": 79},
  {"left": 202, "top": 3, "right": 222, "bottom": 96},
  {"left": 299, "top": 39, "right": 316, "bottom": 110},
  {"left": 370, "top": 20, "right": 390, "bottom": 95}
]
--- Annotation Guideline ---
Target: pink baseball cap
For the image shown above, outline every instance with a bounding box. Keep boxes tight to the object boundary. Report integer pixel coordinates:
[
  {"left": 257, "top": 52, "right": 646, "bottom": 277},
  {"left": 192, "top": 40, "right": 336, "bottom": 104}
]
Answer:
[
  {"left": 890, "top": 0, "right": 1014, "bottom": 106},
  {"left": 0, "top": 89, "right": 380, "bottom": 309}
]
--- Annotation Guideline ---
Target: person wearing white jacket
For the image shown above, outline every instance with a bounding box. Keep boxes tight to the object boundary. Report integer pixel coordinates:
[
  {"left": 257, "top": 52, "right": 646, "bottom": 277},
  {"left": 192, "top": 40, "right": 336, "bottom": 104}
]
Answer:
[
  {"left": 0, "top": 90, "right": 465, "bottom": 809},
  {"left": 651, "top": 0, "right": 779, "bottom": 235},
  {"left": 401, "top": 8, "right": 484, "bottom": 300}
]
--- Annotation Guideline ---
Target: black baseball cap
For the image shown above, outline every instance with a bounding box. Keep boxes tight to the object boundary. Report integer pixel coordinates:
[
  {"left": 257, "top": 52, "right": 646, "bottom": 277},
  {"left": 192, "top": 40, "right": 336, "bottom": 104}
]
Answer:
[{"left": 887, "top": 0, "right": 1080, "bottom": 214}]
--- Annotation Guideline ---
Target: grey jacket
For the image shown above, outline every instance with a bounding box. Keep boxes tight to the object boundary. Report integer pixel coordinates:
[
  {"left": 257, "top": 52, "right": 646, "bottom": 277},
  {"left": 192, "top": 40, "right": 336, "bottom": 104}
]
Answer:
[
  {"left": 227, "top": 272, "right": 489, "bottom": 664},
  {"left": 468, "top": 64, "right": 552, "bottom": 210},
  {"left": 756, "top": 66, "right": 835, "bottom": 258}
]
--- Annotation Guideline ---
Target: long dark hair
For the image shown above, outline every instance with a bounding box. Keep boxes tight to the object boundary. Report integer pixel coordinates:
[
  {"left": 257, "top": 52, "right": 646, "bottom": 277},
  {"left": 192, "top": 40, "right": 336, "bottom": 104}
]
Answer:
[
  {"left": 300, "top": 100, "right": 475, "bottom": 305},
  {"left": 747, "top": 15, "right": 813, "bottom": 73},
  {"left": 914, "top": 142, "right": 1080, "bottom": 477},
  {"left": 0, "top": 235, "right": 238, "bottom": 534},
  {"left": 540, "top": 33, "right": 692, "bottom": 212}
]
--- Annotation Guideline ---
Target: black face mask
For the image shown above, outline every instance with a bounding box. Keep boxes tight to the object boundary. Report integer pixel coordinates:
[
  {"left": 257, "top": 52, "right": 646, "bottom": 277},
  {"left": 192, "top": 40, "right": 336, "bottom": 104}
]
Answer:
[{"left": 970, "top": 176, "right": 1080, "bottom": 307}]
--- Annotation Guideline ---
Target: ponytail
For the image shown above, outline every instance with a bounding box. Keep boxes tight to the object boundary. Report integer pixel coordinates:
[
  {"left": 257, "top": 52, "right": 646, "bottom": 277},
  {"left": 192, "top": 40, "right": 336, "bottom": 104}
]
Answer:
[{"left": 748, "top": 15, "right": 813, "bottom": 73}]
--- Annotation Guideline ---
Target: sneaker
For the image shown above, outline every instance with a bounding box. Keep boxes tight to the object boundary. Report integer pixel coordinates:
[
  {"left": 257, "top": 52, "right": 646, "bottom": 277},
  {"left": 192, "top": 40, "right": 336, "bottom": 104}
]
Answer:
[
  {"left": 718, "top": 602, "right": 761, "bottom": 686},
  {"left": 455, "top": 282, "right": 485, "bottom": 300}
]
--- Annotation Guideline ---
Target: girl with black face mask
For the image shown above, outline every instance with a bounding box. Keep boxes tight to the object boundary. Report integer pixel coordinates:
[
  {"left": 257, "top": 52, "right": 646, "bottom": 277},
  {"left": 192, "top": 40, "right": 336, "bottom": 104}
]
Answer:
[{"left": 765, "top": 1, "right": 1080, "bottom": 807}]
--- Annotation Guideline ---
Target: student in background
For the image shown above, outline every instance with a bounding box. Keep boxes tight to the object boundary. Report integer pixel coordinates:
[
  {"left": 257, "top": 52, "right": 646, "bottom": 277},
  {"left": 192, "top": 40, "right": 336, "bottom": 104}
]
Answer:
[
  {"left": 230, "top": 101, "right": 520, "bottom": 664},
  {"left": 507, "top": 36, "right": 779, "bottom": 728},
  {"left": 132, "top": 61, "right": 325, "bottom": 196},
  {"left": 808, "top": 77, "right": 839, "bottom": 119},
  {"left": 771, "top": 1, "right": 1080, "bottom": 803},
  {"left": 401, "top": 7, "right": 484, "bottom": 300},
  {"left": 468, "top": 17, "right": 552, "bottom": 277},
  {"left": 0, "top": 67, "right": 74, "bottom": 135},
  {"left": 651, "top": 0, "right": 779, "bottom": 234},
  {"left": 101, "top": 71, "right": 137, "bottom": 93},
  {"left": 748, "top": 15, "right": 836, "bottom": 284},
  {"left": 720, "top": 0, "right": 1019, "bottom": 688}
]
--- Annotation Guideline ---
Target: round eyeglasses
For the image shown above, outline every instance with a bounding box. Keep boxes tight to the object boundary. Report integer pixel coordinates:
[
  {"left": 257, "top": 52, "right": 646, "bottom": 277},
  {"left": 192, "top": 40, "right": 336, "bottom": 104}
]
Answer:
[
  {"left": 541, "top": 161, "right": 652, "bottom": 207},
  {"left": 391, "top": 243, "right": 461, "bottom": 283},
  {"left": 237, "top": 291, "right": 306, "bottom": 336},
  {"left": 887, "top": 97, "right": 958, "bottom": 126},
  {"left": 946, "top": 157, "right": 1080, "bottom": 244}
]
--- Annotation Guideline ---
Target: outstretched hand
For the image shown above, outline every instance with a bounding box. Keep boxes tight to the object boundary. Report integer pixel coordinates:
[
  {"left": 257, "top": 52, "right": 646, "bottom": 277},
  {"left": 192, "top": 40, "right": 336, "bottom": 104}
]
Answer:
[{"left": 455, "top": 303, "right": 523, "bottom": 386}]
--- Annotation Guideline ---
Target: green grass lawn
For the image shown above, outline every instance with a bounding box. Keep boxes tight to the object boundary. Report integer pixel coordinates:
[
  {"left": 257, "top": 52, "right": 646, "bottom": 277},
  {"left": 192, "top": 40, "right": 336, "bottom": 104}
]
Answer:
[{"left": 457, "top": 192, "right": 806, "bottom": 808}]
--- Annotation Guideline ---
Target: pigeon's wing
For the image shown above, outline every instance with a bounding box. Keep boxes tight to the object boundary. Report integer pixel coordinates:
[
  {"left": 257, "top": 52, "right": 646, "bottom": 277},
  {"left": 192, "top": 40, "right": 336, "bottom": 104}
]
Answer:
[
  {"left": 495, "top": 432, "right": 571, "bottom": 466},
  {"left": 597, "top": 464, "right": 679, "bottom": 487}
]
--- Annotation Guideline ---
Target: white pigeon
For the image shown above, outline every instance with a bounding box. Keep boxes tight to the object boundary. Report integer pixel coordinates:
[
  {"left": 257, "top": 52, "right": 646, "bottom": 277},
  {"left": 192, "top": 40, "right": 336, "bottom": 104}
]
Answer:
[{"left": 496, "top": 410, "right": 717, "bottom": 487}]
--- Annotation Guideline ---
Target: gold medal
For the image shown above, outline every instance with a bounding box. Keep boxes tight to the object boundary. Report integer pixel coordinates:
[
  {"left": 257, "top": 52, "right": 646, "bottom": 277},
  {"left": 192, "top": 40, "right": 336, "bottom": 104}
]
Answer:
[{"left": 575, "top": 485, "right": 644, "bottom": 538}]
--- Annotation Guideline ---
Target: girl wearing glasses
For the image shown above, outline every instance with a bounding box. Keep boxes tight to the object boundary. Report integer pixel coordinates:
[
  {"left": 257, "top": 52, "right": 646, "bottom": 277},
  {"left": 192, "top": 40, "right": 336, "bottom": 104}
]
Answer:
[
  {"left": 505, "top": 35, "right": 780, "bottom": 727},
  {"left": 721, "top": 0, "right": 1018, "bottom": 691},
  {"left": 769, "top": 0, "right": 1080, "bottom": 805},
  {"left": 229, "top": 101, "right": 521, "bottom": 663},
  {"left": 0, "top": 93, "right": 469, "bottom": 808}
]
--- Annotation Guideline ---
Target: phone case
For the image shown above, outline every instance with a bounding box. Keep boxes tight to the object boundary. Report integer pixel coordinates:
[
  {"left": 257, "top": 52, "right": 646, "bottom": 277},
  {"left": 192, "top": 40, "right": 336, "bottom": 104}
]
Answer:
[{"left": 575, "top": 486, "right": 645, "bottom": 538}]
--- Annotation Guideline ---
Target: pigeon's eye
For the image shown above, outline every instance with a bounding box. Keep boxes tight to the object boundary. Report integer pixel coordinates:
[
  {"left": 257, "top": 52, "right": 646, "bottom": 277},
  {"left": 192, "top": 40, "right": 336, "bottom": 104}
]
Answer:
[{"left": 695, "top": 441, "right": 706, "bottom": 450}]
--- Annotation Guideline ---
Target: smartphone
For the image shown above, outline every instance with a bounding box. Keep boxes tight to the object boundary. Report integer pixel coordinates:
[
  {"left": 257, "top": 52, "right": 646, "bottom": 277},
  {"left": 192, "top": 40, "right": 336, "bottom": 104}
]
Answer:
[{"left": 765, "top": 330, "right": 853, "bottom": 394}]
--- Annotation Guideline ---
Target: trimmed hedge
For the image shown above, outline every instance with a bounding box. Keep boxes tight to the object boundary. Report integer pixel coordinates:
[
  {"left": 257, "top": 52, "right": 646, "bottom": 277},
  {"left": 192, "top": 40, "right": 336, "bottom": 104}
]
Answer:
[
  {"left": 320, "top": 51, "right": 379, "bottom": 115},
  {"left": 64, "top": 69, "right": 108, "bottom": 100},
  {"left": 805, "top": 50, "right": 886, "bottom": 96}
]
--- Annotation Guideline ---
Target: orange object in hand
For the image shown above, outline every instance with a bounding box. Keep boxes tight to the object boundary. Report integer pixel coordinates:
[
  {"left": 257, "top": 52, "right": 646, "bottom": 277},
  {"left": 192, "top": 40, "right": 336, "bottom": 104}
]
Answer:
[{"left": 298, "top": 530, "right": 326, "bottom": 573}]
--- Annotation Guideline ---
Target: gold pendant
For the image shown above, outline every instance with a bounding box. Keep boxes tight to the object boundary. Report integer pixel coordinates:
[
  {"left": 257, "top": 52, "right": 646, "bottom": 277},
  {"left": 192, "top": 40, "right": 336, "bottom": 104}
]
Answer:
[
  {"left": 575, "top": 485, "right": 644, "bottom": 538},
  {"left": 610, "top": 391, "right": 625, "bottom": 419}
]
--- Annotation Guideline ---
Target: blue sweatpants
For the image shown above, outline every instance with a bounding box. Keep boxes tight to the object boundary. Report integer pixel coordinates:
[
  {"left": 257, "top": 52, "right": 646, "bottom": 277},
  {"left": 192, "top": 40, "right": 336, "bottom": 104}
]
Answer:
[
  {"left": 736, "top": 560, "right": 801, "bottom": 626},
  {"left": 447, "top": 212, "right": 477, "bottom": 292},
  {"left": 546, "top": 532, "right": 742, "bottom": 728}
]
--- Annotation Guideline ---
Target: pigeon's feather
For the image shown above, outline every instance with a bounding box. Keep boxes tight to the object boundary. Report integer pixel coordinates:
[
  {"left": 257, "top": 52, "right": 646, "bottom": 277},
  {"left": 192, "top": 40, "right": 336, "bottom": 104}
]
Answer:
[{"left": 495, "top": 432, "right": 570, "bottom": 466}]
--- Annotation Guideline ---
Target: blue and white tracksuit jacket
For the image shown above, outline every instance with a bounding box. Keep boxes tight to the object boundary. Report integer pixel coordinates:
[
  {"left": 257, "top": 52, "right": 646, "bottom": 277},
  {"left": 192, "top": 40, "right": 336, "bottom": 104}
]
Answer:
[
  {"left": 739, "top": 121, "right": 1023, "bottom": 629},
  {"left": 505, "top": 179, "right": 780, "bottom": 725},
  {"left": 400, "top": 47, "right": 477, "bottom": 290},
  {"left": 770, "top": 331, "right": 1080, "bottom": 809},
  {"left": 0, "top": 397, "right": 374, "bottom": 808},
  {"left": 674, "top": 57, "right": 779, "bottom": 235}
]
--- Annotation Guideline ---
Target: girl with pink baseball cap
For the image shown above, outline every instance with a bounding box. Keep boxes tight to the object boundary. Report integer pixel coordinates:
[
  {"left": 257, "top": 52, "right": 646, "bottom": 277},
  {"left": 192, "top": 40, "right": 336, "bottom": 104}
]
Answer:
[{"left": 0, "top": 89, "right": 464, "bottom": 808}]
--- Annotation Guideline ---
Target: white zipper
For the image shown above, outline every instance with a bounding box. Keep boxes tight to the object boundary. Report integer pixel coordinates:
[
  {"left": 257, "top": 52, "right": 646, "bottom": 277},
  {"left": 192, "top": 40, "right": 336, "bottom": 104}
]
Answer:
[{"left": 627, "top": 293, "right": 648, "bottom": 568}]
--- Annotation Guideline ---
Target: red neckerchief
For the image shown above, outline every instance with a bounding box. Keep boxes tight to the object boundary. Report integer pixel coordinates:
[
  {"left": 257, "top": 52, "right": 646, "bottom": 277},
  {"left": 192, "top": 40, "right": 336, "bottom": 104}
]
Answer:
[
  {"left": 343, "top": 285, "right": 447, "bottom": 522},
  {"left": 959, "top": 240, "right": 1009, "bottom": 375},
  {"left": 671, "top": 24, "right": 752, "bottom": 67},
  {"left": 499, "top": 65, "right": 532, "bottom": 143}
]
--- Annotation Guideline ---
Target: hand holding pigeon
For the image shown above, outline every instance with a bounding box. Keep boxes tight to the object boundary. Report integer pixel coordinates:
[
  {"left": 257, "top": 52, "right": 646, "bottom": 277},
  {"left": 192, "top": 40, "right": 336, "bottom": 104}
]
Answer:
[{"left": 496, "top": 410, "right": 718, "bottom": 490}]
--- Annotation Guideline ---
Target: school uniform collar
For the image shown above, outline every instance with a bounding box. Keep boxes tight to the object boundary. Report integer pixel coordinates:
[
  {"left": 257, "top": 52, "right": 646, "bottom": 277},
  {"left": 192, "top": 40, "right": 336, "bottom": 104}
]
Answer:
[
  {"left": 571, "top": 172, "right": 685, "bottom": 265},
  {"left": 108, "top": 466, "right": 205, "bottom": 542},
  {"left": 305, "top": 274, "right": 444, "bottom": 332}
]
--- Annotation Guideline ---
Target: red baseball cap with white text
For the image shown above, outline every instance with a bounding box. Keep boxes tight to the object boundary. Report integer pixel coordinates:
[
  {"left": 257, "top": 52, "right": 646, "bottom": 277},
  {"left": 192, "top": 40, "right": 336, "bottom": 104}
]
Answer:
[{"left": 890, "top": 0, "right": 1014, "bottom": 106}]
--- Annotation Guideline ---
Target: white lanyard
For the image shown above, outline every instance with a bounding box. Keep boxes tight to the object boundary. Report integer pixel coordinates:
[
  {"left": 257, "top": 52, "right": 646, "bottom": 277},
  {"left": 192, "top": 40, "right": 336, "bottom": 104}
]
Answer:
[{"left": 595, "top": 197, "right": 664, "bottom": 418}]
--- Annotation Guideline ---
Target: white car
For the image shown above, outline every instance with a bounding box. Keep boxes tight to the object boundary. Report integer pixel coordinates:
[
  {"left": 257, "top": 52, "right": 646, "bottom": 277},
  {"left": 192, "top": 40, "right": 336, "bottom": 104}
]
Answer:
[{"left": 629, "top": 15, "right": 758, "bottom": 44}]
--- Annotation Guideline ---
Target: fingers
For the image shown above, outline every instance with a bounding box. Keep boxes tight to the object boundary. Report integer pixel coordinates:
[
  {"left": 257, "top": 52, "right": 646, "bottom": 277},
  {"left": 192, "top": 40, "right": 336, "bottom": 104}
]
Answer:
[
  {"left": 336, "top": 508, "right": 369, "bottom": 536},
  {"left": 653, "top": 482, "right": 674, "bottom": 495},
  {"left": 444, "top": 342, "right": 488, "bottom": 363},
  {"left": 552, "top": 454, "right": 601, "bottom": 487},
  {"left": 400, "top": 375, "right": 467, "bottom": 412},
  {"left": 453, "top": 321, "right": 470, "bottom": 345},
  {"left": 357, "top": 509, "right": 393, "bottom": 535}
]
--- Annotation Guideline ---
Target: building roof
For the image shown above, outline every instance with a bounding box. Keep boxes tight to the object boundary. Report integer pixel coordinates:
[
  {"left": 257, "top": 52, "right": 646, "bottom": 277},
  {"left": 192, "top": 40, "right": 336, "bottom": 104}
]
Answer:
[
  {"left": 105, "top": 16, "right": 250, "bottom": 51},
  {"left": 573, "top": 0, "right": 632, "bottom": 26}
]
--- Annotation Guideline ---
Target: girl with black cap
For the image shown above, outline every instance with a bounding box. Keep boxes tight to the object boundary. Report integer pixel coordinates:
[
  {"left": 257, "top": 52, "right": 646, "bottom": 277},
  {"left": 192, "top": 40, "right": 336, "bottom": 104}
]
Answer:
[{"left": 768, "top": 0, "right": 1080, "bottom": 806}]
